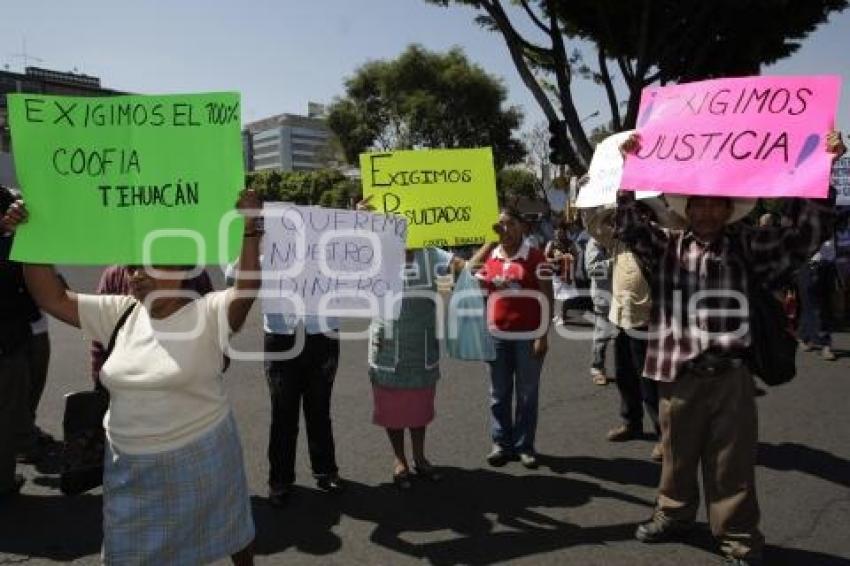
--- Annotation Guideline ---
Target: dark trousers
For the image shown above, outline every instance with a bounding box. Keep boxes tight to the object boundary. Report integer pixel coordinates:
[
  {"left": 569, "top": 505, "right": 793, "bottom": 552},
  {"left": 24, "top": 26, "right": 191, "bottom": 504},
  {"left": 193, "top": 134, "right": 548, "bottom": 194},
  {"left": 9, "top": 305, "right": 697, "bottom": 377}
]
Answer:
[
  {"left": 614, "top": 328, "right": 659, "bottom": 435},
  {"left": 17, "top": 332, "right": 50, "bottom": 451},
  {"left": 0, "top": 343, "right": 29, "bottom": 491},
  {"left": 265, "top": 332, "right": 339, "bottom": 489}
]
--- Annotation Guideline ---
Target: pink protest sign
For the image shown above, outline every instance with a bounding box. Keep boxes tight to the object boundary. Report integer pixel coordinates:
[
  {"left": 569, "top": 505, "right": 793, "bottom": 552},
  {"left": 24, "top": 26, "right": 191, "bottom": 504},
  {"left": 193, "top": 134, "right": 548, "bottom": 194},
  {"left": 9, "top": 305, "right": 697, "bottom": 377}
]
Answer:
[{"left": 621, "top": 75, "right": 841, "bottom": 199}]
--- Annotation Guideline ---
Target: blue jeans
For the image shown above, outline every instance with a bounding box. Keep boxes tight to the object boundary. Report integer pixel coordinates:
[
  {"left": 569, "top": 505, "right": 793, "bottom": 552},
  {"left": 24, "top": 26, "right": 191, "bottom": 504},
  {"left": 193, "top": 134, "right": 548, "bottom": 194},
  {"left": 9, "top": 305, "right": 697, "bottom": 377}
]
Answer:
[
  {"left": 487, "top": 338, "right": 544, "bottom": 454},
  {"left": 798, "top": 264, "right": 833, "bottom": 347}
]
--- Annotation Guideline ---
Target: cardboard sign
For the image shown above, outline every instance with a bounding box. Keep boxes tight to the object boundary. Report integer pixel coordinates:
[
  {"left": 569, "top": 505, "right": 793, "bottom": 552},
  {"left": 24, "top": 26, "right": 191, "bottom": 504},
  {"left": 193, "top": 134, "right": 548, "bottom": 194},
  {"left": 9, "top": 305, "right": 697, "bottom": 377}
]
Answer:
[
  {"left": 621, "top": 75, "right": 841, "bottom": 199},
  {"left": 8, "top": 92, "right": 244, "bottom": 264},
  {"left": 832, "top": 155, "right": 850, "bottom": 207},
  {"left": 575, "top": 130, "right": 660, "bottom": 208},
  {"left": 360, "top": 147, "right": 499, "bottom": 248},
  {"left": 261, "top": 203, "right": 407, "bottom": 318}
]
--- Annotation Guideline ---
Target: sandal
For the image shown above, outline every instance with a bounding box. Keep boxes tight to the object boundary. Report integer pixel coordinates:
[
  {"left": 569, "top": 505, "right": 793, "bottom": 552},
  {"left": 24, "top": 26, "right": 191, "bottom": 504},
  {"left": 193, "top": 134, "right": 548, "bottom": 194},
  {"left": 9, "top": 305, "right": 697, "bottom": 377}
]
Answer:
[
  {"left": 393, "top": 469, "right": 413, "bottom": 490},
  {"left": 413, "top": 461, "right": 443, "bottom": 483}
]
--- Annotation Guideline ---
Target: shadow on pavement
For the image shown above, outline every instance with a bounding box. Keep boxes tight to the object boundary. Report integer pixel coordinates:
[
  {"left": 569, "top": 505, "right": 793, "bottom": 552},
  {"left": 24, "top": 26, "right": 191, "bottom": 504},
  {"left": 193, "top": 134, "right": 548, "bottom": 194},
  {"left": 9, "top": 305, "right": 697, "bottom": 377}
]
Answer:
[
  {"left": 536, "top": 454, "right": 661, "bottom": 488},
  {"left": 268, "top": 463, "right": 848, "bottom": 565},
  {"left": 0, "top": 492, "right": 103, "bottom": 560},
  {"left": 764, "top": 545, "right": 850, "bottom": 565},
  {"left": 251, "top": 488, "right": 343, "bottom": 557},
  {"left": 757, "top": 442, "right": 850, "bottom": 488},
  {"left": 253, "top": 467, "right": 660, "bottom": 563}
]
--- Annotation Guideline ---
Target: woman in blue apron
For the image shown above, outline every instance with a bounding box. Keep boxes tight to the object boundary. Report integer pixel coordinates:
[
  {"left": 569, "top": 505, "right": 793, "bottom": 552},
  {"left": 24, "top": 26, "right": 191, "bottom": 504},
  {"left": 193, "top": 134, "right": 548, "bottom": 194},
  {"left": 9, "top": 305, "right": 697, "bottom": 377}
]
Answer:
[
  {"left": 361, "top": 198, "right": 493, "bottom": 489},
  {"left": 369, "top": 247, "right": 454, "bottom": 489}
]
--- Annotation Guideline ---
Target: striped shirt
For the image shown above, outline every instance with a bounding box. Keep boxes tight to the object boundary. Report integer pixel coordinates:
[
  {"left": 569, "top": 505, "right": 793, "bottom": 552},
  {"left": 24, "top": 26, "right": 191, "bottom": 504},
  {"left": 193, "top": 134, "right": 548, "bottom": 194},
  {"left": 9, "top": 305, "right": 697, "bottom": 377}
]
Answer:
[{"left": 615, "top": 192, "right": 835, "bottom": 382}]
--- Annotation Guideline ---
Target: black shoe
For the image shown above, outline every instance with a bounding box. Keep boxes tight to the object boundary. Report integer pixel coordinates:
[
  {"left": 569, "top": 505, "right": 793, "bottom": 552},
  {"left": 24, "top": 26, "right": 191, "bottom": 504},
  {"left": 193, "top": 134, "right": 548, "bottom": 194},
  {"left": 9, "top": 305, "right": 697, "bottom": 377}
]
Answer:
[
  {"left": 413, "top": 461, "right": 443, "bottom": 482},
  {"left": 268, "top": 485, "right": 292, "bottom": 508},
  {"left": 635, "top": 513, "right": 695, "bottom": 543},
  {"left": 316, "top": 475, "right": 346, "bottom": 493},
  {"left": 0, "top": 474, "right": 25, "bottom": 500},
  {"left": 15, "top": 446, "right": 42, "bottom": 465},
  {"left": 393, "top": 470, "right": 413, "bottom": 490},
  {"left": 607, "top": 423, "right": 643, "bottom": 442},
  {"left": 486, "top": 446, "right": 512, "bottom": 467}
]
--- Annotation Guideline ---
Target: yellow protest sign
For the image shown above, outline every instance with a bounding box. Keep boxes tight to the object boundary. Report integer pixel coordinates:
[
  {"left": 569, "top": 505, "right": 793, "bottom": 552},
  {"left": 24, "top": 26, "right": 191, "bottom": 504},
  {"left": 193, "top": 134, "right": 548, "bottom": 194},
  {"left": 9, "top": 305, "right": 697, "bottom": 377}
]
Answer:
[{"left": 360, "top": 147, "right": 499, "bottom": 249}]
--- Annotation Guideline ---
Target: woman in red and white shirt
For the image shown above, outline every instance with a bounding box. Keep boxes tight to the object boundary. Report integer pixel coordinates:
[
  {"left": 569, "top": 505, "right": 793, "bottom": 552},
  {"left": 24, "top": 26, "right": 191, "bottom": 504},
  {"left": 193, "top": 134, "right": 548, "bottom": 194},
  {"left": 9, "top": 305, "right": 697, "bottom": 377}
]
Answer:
[{"left": 476, "top": 208, "right": 553, "bottom": 469}]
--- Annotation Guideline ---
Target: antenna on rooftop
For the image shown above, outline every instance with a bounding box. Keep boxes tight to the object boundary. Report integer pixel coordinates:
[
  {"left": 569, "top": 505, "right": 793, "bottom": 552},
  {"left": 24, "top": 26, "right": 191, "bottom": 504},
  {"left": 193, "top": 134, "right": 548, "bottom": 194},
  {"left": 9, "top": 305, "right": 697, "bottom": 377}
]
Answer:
[{"left": 9, "top": 37, "right": 44, "bottom": 69}]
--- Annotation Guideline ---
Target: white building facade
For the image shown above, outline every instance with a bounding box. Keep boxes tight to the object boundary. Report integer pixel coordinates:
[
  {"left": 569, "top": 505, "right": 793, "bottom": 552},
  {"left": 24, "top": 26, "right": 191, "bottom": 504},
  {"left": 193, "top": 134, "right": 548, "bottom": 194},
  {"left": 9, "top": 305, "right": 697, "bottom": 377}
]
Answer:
[{"left": 243, "top": 108, "right": 332, "bottom": 173}]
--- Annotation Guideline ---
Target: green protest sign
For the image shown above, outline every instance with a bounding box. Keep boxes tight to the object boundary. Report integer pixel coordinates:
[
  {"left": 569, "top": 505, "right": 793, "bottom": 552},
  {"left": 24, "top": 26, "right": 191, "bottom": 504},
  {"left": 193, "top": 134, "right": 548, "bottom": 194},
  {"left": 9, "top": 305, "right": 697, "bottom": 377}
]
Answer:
[
  {"left": 8, "top": 92, "right": 244, "bottom": 264},
  {"left": 360, "top": 147, "right": 499, "bottom": 249}
]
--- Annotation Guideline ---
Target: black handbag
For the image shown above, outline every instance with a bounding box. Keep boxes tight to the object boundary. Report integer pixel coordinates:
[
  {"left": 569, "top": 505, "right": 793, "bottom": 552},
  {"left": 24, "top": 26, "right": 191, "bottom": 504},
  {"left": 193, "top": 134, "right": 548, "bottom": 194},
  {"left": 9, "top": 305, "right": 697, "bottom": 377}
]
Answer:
[{"left": 59, "top": 302, "right": 136, "bottom": 495}]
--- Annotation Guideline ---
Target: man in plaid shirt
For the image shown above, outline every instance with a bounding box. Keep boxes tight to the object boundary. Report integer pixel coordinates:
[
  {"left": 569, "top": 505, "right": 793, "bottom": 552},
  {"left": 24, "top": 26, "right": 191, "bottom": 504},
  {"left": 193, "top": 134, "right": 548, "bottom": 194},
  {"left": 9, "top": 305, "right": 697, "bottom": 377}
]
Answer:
[{"left": 615, "top": 130, "right": 845, "bottom": 566}]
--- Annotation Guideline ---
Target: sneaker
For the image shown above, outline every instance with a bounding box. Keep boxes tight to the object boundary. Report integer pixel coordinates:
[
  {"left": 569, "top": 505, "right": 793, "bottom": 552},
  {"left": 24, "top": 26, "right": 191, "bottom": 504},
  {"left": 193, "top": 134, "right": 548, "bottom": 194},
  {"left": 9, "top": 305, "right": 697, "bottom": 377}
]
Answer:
[
  {"left": 650, "top": 443, "right": 663, "bottom": 462},
  {"left": 822, "top": 346, "right": 837, "bottom": 361},
  {"left": 591, "top": 368, "right": 608, "bottom": 386},
  {"left": 552, "top": 315, "right": 564, "bottom": 326},
  {"left": 635, "top": 512, "right": 695, "bottom": 543},
  {"left": 606, "top": 424, "right": 642, "bottom": 442},
  {"left": 316, "top": 475, "right": 346, "bottom": 493},
  {"left": 519, "top": 452, "right": 538, "bottom": 469},
  {"left": 268, "top": 484, "right": 292, "bottom": 508},
  {"left": 801, "top": 342, "right": 817, "bottom": 352},
  {"left": 486, "top": 446, "right": 511, "bottom": 467}
]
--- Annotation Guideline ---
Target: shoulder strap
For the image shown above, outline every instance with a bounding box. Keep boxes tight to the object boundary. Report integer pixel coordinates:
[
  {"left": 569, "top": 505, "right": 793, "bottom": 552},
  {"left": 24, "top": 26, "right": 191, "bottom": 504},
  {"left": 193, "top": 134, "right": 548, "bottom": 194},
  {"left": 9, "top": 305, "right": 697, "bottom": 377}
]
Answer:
[
  {"left": 105, "top": 302, "right": 137, "bottom": 358},
  {"left": 94, "top": 301, "right": 136, "bottom": 391}
]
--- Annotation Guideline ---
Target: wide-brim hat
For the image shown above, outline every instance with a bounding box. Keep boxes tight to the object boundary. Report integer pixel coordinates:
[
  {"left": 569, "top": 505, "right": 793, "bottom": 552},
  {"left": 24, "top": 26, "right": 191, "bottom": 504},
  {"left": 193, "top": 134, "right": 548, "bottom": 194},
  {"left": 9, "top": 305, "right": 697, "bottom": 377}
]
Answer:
[{"left": 665, "top": 194, "right": 757, "bottom": 225}]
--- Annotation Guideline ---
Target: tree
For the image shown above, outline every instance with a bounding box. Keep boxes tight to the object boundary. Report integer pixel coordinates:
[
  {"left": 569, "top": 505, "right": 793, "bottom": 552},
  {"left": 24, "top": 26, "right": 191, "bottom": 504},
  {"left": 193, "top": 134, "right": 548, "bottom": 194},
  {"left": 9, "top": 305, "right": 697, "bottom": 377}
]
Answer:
[
  {"left": 246, "top": 169, "right": 360, "bottom": 207},
  {"left": 522, "top": 120, "right": 550, "bottom": 175},
  {"left": 427, "top": 0, "right": 848, "bottom": 174},
  {"left": 327, "top": 44, "right": 526, "bottom": 169},
  {"left": 497, "top": 167, "right": 539, "bottom": 204}
]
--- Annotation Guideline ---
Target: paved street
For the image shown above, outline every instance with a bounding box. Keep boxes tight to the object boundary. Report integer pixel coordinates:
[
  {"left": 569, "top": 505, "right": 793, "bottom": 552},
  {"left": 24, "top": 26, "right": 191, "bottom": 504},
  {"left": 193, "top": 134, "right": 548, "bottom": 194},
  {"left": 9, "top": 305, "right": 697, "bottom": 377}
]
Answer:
[{"left": 1, "top": 267, "right": 849, "bottom": 565}]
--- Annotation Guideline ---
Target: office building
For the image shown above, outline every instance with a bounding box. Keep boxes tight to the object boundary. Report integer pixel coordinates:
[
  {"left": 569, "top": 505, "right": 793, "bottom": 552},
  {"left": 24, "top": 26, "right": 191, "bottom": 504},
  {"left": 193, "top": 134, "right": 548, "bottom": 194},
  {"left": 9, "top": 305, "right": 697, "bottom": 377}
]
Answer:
[
  {"left": 242, "top": 105, "right": 334, "bottom": 173},
  {"left": 0, "top": 66, "right": 121, "bottom": 186}
]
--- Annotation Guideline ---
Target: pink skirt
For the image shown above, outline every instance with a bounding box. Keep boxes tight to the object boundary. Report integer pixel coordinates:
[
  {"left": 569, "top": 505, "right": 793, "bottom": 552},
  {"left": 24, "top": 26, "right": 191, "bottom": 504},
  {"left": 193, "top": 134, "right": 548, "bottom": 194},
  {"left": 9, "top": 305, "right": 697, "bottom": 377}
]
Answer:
[{"left": 372, "top": 384, "right": 436, "bottom": 429}]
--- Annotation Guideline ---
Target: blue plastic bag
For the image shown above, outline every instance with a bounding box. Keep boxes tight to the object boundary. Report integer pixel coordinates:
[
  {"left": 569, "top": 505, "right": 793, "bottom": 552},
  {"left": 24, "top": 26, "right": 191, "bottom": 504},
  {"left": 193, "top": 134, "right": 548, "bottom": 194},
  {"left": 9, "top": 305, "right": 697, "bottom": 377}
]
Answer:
[{"left": 444, "top": 267, "right": 497, "bottom": 362}]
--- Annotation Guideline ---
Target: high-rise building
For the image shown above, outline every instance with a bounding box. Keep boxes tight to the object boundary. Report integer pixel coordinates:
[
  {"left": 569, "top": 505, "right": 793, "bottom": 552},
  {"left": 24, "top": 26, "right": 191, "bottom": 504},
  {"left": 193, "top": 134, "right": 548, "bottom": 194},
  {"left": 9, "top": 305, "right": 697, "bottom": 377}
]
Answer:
[
  {"left": 0, "top": 66, "right": 122, "bottom": 186},
  {"left": 242, "top": 106, "right": 334, "bottom": 173}
]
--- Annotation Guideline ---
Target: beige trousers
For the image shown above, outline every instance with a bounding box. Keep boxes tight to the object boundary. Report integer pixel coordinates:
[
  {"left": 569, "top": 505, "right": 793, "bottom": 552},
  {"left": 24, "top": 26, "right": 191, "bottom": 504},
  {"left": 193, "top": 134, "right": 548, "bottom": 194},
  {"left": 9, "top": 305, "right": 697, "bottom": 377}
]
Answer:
[{"left": 657, "top": 364, "right": 764, "bottom": 560}]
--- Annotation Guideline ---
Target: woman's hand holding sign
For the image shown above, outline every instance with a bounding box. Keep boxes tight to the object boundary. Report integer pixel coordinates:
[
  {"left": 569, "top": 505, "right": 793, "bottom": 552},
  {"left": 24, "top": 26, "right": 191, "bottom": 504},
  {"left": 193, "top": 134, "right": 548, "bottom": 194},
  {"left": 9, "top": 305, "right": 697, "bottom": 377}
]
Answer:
[{"left": 0, "top": 197, "right": 27, "bottom": 233}]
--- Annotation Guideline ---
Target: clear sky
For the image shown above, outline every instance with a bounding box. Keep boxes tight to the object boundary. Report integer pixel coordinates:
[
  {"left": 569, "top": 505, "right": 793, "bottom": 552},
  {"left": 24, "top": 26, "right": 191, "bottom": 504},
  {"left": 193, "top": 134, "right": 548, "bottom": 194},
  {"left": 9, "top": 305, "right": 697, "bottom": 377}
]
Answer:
[{"left": 3, "top": 0, "right": 849, "bottom": 135}]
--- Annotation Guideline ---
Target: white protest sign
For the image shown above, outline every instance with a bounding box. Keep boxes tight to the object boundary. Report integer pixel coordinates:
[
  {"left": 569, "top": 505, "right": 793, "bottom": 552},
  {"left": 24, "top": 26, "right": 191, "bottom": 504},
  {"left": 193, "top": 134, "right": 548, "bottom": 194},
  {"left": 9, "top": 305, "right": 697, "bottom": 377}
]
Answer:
[
  {"left": 575, "top": 130, "right": 660, "bottom": 208},
  {"left": 832, "top": 155, "right": 850, "bottom": 207},
  {"left": 261, "top": 203, "right": 407, "bottom": 319}
]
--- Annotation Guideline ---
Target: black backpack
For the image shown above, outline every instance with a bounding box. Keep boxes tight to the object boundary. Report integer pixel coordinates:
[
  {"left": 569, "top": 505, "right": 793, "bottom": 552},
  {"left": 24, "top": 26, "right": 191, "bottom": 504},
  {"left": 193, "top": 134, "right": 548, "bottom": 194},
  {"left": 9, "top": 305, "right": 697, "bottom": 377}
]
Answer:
[
  {"left": 728, "top": 231, "right": 797, "bottom": 386},
  {"left": 60, "top": 302, "right": 136, "bottom": 495},
  {"left": 745, "top": 282, "right": 798, "bottom": 386}
]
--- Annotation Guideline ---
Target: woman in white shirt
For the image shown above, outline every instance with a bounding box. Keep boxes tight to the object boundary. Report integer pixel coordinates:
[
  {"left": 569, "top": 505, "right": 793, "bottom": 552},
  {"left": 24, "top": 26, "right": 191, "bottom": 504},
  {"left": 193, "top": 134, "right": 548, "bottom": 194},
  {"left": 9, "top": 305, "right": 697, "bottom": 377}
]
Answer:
[{"left": 23, "top": 190, "right": 261, "bottom": 566}]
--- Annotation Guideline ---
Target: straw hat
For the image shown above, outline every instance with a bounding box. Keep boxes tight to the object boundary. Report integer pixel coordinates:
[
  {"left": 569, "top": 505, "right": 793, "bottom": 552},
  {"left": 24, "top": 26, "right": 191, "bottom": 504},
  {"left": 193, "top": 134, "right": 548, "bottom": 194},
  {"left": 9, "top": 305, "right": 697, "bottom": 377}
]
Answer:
[
  {"left": 639, "top": 196, "right": 688, "bottom": 229},
  {"left": 665, "top": 194, "right": 756, "bottom": 225}
]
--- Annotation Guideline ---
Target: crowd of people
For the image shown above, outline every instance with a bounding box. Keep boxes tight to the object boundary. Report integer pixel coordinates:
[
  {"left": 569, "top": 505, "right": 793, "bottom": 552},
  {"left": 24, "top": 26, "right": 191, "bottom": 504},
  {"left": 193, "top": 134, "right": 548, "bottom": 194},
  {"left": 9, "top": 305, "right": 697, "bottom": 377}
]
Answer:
[{"left": 0, "top": 130, "right": 847, "bottom": 566}]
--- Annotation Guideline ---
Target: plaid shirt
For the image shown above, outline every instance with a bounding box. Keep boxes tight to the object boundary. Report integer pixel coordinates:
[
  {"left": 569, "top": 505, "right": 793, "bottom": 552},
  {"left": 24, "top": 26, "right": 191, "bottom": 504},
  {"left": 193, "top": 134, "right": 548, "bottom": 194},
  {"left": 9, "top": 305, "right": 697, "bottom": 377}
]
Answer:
[{"left": 615, "top": 192, "right": 835, "bottom": 382}]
